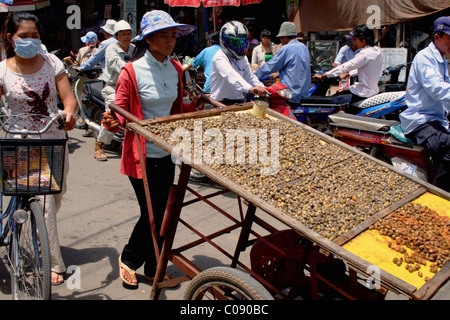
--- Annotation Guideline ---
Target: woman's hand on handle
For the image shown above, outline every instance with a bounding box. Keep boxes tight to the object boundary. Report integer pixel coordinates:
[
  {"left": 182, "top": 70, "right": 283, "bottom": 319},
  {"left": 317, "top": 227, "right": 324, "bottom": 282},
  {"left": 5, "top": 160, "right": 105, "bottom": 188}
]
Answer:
[{"left": 102, "top": 111, "right": 119, "bottom": 130}]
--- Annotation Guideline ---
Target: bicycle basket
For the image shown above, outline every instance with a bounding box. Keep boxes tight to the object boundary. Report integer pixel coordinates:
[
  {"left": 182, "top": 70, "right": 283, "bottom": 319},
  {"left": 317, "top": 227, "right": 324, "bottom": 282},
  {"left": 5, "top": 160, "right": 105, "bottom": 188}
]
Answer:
[{"left": 0, "top": 138, "right": 67, "bottom": 195}]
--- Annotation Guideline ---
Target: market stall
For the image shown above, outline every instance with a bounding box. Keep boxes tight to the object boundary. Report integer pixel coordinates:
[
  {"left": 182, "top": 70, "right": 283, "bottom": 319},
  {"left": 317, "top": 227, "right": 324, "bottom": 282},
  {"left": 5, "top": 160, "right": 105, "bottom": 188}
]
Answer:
[{"left": 110, "top": 102, "right": 450, "bottom": 300}]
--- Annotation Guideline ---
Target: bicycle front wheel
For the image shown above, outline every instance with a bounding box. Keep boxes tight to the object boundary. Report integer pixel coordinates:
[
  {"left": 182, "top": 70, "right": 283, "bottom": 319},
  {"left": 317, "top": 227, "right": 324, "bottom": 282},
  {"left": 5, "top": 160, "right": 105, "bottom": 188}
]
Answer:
[{"left": 10, "top": 200, "right": 51, "bottom": 300}]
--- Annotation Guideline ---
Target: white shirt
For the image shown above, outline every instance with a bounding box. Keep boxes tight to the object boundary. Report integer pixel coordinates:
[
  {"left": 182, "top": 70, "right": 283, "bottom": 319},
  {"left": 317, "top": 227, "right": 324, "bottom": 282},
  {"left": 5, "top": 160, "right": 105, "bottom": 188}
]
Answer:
[
  {"left": 210, "top": 49, "right": 264, "bottom": 102},
  {"left": 326, "top": 45, "right": 383, "bottom": 98},
  {"left": 251, "top": 42, "right": 275, "bottom": 67},
  {"left": 103, "top": 42, "right": 135, "bottom": 86}
]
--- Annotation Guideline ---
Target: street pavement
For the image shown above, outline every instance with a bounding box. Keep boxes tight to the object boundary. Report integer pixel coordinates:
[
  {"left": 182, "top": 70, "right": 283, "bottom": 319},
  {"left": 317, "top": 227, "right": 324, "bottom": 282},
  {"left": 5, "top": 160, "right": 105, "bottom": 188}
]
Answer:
[{"left": 0, "top": 126, "right": 448, "bottom": 301}]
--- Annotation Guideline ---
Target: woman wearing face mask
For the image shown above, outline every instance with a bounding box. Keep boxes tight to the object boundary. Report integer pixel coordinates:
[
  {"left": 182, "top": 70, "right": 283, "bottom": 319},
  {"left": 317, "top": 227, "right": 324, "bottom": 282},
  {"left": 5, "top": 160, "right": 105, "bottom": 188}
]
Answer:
[{"left": 0, "top": 11, "right": 77, "bottom": 286}]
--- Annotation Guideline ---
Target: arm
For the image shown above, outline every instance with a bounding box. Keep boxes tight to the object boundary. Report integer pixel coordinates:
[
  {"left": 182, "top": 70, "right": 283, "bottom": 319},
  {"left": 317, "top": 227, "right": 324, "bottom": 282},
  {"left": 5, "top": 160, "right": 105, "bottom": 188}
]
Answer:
[
  {"left": 55, "top": 72, "right": 77, "bottom": 131},
  {"left": 334, "top": 46, "right": 346, "bottom": 65},
  {"left": 191, "top": 50, "right": 205, "bottom": 69},
  {"left": 326, "top": 50, "right": 368, "bottom": 78},
  {"left": 242, "top": 59, "right": 265, "bottom": 88},
  {"left": 254, "top": 47, "right": 287, "bottom": 78},
  {"left": 216, "top": 54, "right": 261, "bottom": 94},
  {"left": 416, "top": 56, "right": 450, "bottom": 103}
]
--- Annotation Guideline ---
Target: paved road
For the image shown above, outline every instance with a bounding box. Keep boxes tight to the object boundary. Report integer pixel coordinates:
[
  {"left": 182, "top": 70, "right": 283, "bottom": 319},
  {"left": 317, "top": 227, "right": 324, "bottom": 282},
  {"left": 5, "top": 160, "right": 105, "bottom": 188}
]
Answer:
[{"left": 0, "top": 126, "right": 448, "bottom": 301}]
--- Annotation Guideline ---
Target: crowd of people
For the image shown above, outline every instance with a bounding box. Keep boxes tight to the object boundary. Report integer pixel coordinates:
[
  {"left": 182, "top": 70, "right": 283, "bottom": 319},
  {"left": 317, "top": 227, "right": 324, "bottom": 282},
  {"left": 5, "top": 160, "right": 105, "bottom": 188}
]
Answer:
[{"left": 0, "top": 8, "right": 448, "bottom": 290}]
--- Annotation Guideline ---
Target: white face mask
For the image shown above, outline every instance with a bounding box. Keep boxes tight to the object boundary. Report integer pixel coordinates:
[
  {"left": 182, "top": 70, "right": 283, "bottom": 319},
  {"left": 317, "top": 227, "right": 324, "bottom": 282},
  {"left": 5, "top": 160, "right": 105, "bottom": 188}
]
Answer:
[{"left": 14, "top": 38, "right": 42, "bottom": 59}]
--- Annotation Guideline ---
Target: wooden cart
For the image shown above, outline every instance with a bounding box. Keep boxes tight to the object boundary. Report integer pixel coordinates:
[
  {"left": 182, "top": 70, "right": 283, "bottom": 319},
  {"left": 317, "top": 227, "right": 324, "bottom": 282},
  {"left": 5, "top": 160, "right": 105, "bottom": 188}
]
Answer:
[{"left": 110, "top": 102, "right": 450, "bottom": 300}]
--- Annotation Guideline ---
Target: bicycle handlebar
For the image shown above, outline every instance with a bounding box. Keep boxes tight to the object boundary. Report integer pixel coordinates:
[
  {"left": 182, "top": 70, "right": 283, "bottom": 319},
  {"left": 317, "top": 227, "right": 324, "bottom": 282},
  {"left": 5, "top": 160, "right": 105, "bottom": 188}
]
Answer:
[{"left": 0, "top": 112, "right": 66, "bottom": 137}]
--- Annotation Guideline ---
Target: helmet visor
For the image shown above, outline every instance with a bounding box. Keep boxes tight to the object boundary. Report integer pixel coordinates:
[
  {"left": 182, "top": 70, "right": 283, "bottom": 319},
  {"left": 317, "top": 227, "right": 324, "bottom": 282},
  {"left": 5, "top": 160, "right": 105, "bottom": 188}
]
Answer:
[{"left": 223, "top": 35, "right": 249, "bottom": 56}]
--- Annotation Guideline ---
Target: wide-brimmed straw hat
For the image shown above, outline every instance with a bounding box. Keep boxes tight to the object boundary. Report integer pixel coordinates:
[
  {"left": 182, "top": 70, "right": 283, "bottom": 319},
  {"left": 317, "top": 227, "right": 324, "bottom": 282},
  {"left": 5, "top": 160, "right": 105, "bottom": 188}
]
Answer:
[{"left": 135, "top": 10, "right": 196, "bottom": 41}]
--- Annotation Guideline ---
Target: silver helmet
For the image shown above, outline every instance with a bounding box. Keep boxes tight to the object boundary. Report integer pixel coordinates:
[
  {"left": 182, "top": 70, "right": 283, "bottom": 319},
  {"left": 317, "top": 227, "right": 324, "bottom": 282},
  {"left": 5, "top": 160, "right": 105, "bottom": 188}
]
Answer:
[{"left": 219, "top": 21, "right": 249, "bottom": 60}]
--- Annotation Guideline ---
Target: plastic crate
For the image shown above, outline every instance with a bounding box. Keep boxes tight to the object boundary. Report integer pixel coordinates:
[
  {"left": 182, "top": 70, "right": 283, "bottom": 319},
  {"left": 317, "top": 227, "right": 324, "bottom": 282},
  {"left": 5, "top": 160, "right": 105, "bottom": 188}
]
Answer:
[{"left": 0, "top": 138, "right": 67, "bottom": 195}]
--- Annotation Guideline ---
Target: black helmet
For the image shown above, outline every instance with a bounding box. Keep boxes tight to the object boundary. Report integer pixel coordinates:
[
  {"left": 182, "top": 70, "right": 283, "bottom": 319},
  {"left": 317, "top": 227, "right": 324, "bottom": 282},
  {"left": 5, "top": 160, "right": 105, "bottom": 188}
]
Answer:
[
  {"left": 219, "top": 21, "right": 249, "bottom": 60},
  {"left": 209, "top": 32, "right": 219, "bottom": 45}
]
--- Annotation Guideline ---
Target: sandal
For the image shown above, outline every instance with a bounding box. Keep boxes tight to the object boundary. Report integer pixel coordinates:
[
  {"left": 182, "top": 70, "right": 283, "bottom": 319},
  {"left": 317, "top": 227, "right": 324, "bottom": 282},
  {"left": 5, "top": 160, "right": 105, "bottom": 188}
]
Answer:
[
  {"left": 118, "top": 255, "right": 138, "bottom": 286},
  {"left": 51, "top": 271, "right": 64, "bottom": 286}
]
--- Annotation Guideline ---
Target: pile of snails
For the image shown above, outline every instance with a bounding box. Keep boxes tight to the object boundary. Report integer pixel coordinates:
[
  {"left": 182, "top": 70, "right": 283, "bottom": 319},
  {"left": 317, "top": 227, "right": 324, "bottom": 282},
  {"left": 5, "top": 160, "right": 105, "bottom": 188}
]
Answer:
[{"left": 145, "top": 112, "right": 421, "bottom": 240}]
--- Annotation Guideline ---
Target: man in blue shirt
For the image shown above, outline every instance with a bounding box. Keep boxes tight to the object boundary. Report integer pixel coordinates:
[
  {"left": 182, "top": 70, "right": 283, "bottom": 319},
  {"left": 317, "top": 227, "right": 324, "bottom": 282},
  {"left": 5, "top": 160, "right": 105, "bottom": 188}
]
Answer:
[
  {"left": 76, "top": 19, "right": 117, "bottom": 136},
  {"left": 254, "top": 21, "right": 311, "bottom": 104},
  {"left": 334, "top": 32, "right": 360, "bottom": 65},
  {"left": 77, "top": 19, "right": 118, "bottom": 76},
  {"left": 400, "top": 16, "right": 450, "bottom": 192},
  {"left": 183, "top": 32, "right": 220, "bottom": 94}
]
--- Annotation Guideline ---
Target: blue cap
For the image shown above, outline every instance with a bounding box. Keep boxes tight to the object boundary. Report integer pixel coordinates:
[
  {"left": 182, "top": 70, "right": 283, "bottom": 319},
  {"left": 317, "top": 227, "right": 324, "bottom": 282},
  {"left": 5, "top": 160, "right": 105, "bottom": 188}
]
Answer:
[
  {"left": 434, "top": 16, "right": 450, "bottom": 35},
  {"left": 344, "top": 32, "right": 354, "bottom": 40},
  {"left": 81, "top": 31, "right": 98, "bottom": 44}
]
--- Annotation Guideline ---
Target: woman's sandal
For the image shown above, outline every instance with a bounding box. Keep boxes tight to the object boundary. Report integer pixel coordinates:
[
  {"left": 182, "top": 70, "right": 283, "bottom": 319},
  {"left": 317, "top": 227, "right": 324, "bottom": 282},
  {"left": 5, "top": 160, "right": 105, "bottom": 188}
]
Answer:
[
  {"left": 51, "top": 271, "right": 64, "bottom": 286},
  {"left": 118, "top": 255, "right": 138, "bottom": 286}
]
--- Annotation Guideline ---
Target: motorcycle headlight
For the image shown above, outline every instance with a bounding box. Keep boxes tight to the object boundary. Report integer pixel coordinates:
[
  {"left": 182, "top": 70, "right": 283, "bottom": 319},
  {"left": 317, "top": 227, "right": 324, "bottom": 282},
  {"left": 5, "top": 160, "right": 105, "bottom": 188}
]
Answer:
[{"left": 277, "top": 88, "right": 293, "bottom": 100}]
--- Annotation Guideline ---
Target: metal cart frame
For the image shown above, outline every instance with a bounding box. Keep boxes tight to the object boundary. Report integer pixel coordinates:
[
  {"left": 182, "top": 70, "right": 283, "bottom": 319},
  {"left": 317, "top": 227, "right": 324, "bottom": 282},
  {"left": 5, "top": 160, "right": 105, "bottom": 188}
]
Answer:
[{"left": 110, "top": 103, "right": 450, "bottom": 300}]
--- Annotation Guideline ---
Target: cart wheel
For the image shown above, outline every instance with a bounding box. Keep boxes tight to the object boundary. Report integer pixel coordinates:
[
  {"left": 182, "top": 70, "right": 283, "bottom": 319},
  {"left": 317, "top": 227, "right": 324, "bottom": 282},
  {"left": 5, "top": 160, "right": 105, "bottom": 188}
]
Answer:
[
  {"left": 184, "top": 266, "right": 273, "bottom": 300},
  {"left": 310, "top": 120, "right": 333, "bottom": 137},
  {"left": 189, "top": 169, "right": 210, "bottom": 183}
]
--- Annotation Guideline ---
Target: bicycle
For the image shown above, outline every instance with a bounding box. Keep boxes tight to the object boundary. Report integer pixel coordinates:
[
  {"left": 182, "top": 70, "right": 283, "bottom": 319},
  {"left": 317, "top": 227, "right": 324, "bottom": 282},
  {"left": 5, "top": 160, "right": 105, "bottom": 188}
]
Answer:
[{"left": 0, "top": 109, "right": 67, "bottom": 300}]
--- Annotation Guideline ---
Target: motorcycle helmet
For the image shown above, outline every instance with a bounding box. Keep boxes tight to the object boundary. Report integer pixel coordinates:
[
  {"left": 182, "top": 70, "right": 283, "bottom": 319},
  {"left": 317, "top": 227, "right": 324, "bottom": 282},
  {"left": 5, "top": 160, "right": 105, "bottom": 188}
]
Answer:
[
  {"left": 114, "top": 20, "right": 132, "bottom": 36},
  {"left": 219, "top": 21, "right": 249, "bottom": 60}
]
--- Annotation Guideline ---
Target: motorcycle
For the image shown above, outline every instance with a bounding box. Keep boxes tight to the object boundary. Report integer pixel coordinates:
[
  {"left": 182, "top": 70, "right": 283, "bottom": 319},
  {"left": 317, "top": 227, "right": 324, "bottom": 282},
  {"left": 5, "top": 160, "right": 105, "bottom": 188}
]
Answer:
[
  {"left": 328, "top": 111, "right": 435, "bottom": 183},
  {"left": 79, "top": 74, "right": 124, "bottom": 152},
  {"left": 259, "top": 77, "right": 352, "bottom": 136},
  {"left": 290, "top": 64, "right": 409, "bottom": 135}
]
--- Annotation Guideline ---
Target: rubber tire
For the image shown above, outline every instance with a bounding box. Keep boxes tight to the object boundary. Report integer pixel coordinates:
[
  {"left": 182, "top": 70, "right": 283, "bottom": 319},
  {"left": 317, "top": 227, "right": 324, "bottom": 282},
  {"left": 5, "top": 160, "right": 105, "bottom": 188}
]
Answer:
[
  {"left": 310, "top": 119, "right": 333, "bottom": 137},
  {"left": 10, "top": 200, "right": 51, "bottom": 300},
  {"left": 189, "top": 169, "right": 210, "bottom": 183},
  {"left": 184, "top": 266, "right": 274, "bottom": 300}
]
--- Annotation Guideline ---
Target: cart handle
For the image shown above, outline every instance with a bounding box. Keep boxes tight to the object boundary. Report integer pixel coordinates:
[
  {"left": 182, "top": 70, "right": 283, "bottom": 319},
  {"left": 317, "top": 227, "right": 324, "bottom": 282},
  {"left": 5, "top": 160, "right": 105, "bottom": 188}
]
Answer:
[
  {"left": 109, "top": 93, "right": 227, "bottom": 124},
  {"left": 109, "top": 103, "right": 141, "bottom": 123},
  {"left": 196, "top": 91, "right": 227, "bottom": 109}
]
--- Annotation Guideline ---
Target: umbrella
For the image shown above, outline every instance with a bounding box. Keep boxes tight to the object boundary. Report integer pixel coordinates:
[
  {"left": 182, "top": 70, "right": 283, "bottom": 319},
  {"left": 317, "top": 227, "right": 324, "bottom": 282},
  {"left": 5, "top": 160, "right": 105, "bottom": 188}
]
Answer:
[
  {"left": 165, "top": 0, "right": 262, "bottom": 31},
  {"left": 0, "top": 0, "right": 50, "bottom": 12}
]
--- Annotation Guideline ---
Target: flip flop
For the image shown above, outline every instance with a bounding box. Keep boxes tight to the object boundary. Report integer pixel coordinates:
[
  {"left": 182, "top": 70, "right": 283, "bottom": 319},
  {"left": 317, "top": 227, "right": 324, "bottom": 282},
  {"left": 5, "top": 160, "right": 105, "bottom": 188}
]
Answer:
[
  {"left": 51, "top": 271, "right": 64, "bottom": 286},
  {"left": 118, "top": 255, "right": 138, "bottom": 286}
]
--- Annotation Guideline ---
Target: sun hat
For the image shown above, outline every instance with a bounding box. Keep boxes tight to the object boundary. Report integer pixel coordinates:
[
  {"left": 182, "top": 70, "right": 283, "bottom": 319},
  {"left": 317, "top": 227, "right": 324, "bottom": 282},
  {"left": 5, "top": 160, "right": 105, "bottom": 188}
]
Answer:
[
  {"left": 135, "top": 10, "right": 196, "bottom": 41},
  {"left": 434, "top": 16, "right": 450, "bottom": 35},
  {"left": 81, "top": 31, "right": 98, "bottom": 44},
  {"left": 101, "top": 19, "right": 117, "bottom": 35},
  {"left": 276, "top": 21, "right": 298, "bottom": 37},
  {"left": 114, "top": 20, "right": 132, "bottom": 35}
]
